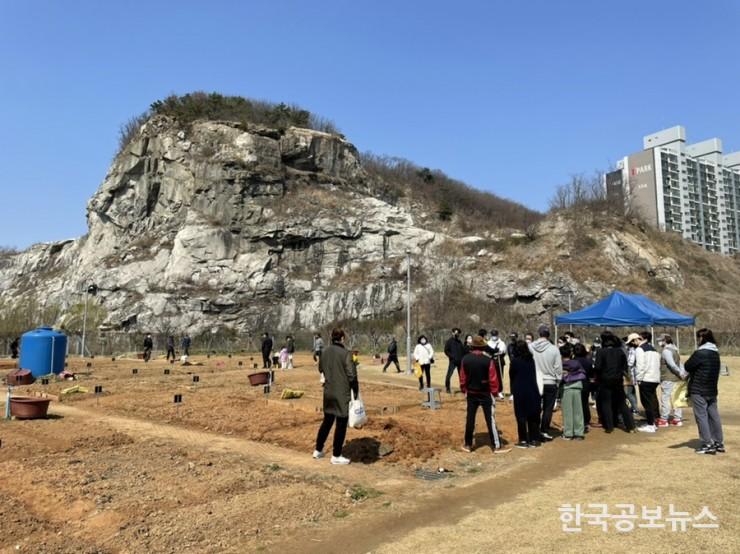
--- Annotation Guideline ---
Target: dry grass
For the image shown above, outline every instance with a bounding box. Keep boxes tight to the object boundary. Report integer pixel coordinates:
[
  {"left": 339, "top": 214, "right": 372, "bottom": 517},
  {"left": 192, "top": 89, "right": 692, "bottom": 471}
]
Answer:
[{"left": 373, "top": 358, "right": 740, "bottom": 553}]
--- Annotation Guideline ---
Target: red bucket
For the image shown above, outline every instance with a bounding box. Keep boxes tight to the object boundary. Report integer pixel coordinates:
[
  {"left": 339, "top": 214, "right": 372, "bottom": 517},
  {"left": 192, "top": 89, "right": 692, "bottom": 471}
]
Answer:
[
  {"left": 248, "top": 371, "right": 270, "bottom": 386},
  {"left": 10, "top": 397, "right": 51, "bottom": 419}
]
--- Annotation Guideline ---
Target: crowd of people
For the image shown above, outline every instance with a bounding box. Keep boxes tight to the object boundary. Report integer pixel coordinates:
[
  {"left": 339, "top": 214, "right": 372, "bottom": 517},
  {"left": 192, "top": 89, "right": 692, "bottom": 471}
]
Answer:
[{"left": 312, "top": 325, "right": 726, "bottom": 464}]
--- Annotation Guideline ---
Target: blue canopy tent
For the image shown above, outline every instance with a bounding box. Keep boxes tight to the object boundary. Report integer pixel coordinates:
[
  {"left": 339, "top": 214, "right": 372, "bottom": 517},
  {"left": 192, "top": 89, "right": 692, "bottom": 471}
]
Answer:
[{"left": 554, "top": 291, "right": 696, "bottom": 349}]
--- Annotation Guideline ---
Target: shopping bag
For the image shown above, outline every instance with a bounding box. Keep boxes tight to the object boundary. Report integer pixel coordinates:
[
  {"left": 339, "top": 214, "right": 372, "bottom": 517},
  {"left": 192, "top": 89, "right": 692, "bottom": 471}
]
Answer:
[
  {"left": 348, "top": 391, "right": 368, "bottom": 428},
  {"left": 671, "top": 380, "right": 692, "bottom": 408},
  {"left": 413, "top": 362, "right": 423, "bottom": 378}
]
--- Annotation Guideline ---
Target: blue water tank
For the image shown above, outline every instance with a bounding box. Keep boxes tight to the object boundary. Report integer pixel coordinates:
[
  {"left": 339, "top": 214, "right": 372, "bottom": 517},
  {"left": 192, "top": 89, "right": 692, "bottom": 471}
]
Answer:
[{"left": 19, "top": 327, "right": 68, "bottom": 377}]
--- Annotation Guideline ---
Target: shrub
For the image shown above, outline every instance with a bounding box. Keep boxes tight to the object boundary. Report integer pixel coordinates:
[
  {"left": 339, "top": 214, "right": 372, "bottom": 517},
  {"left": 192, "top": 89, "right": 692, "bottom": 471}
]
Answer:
[{"left": 360, "top": 153, "right": 543, "bottom": 231}]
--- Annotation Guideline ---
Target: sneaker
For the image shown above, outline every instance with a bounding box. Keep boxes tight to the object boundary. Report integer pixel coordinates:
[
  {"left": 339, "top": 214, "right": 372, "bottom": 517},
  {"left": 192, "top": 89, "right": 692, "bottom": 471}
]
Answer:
[
  {"left": 493, "top": 447, "right": 512, "bottom": 454},
  {"left": 670, "top": 419, "right": 683, "bottom": 427},
  {"left": 714, "top": 442, "right": 725, "bottom": 453},
  {"left": 497, "top": 393, "right": 505, "bottom": 400},
  {"left": 330, "top": 455, "right": 351, "bottom": 465},
  {"left": 655, "top": 418, "right": 669, "bottom": 428},
  {"left": 312, "top": 450, "right": 324, "bottom": 459},
  {"left": 541, "top": 432, "right": 554, "bottom": 441},
  {"left": 528, "top": 441, "right": 542, "bottom": 448},
  {"left": 574, "top": 436, "right": 585, "bottom": 441},
  {"left": 462, "top": 445, "right": 472, "bottom": 453},
  {"left": 515, "top": 441, "right": 529, "bottom": 449},
  {"left": 695, "top": 444, "right": 716, "bottom": 455},
  {"left": 562, "top": 435, "right": 572, "bottom": 441},
  {"left": 637, "top": 425, "right": 656, "bottom": 433}
]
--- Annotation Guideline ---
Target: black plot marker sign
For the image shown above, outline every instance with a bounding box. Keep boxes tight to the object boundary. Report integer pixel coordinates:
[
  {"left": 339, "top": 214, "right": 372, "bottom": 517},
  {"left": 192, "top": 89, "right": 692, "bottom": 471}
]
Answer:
[
  {"left": 238, "top": 361, "right": 243, "bottom": 367},
  {"left": 164, "top": 369, "right": 170, "bottom": 375},
  {"left": 174, "top": 393, "right": 183, "bottom": 416},
  {"left": 95, "top": 385, "right": 103, "bottom": 405},
  {"left": 41, "top": 378, "right": 49, "bottom": 385},
  {"left": 132, "top": 368, "right": 139, "bottom": 375},
  {"left": 192, "top": 375, "right": 200, "bottom": 383}
]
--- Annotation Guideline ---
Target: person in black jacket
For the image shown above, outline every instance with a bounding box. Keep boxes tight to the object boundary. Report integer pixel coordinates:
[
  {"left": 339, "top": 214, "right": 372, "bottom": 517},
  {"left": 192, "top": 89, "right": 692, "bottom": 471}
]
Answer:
[
  {"left": 594, "top": 331, "right": 635, "bottom": 433},
  {"left": 459, "top": 336, "right": 507, "bottom": 453},
  {"left": 166, "top": 335, "right": 176, "bottom": 362},
  {"left": 10, "top": 337, "right": 20, "bottom": 359},
  {"left": 684, "top": 328, "right": 724, "bottom": 454},
  {"left": 261, "top": 332, "right": 273, "bottom": 369},
  {"left": 573, "top": 343, "right": 595, "bottom": 429},
  {"left": 143, "top": 334, "right": 154, "bottom": 362},
  {"left": 444, "top": 328, "right": 464, "bottom": 394},
  {"left": 382, "top": 337, "right": 401, "bottom": 373},
  {"left": 509, "top": 340, "right": 542, "bottom": 447}
]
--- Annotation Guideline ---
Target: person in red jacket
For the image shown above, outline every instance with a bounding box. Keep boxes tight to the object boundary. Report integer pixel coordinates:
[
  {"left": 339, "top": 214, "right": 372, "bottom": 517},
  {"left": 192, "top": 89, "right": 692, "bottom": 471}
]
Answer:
[{"left": 460, "top": 335, "right": 509, "bottom": 453}]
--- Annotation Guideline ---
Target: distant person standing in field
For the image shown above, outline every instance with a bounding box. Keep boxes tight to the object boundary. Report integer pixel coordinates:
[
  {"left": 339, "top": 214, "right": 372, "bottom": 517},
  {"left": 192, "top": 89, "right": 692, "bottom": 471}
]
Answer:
[
  {"left": 10, "top": 337, "right": 20, "bottom": 359},
  {"left": 181, "top": 334, "right": 192, "bottom": 357},
  {"left": 459, "top": 335, "right": 506, "bottom": 453},
  {"left": 413, "top": 335, "right": 434, "bottom": 390},
  {"left": 261, "top": 332, "right": 273, "bottom": 369},
  {"left": 166, "top": 335, "right": 176, "bottom": 362},
  {"left": 573, "top": 343, "right": 595, "bottom": 429},
  {"left": 656, "top": 334, "right": 685, "bottom": 427},
  {"left": 313, "top": 333, "right": 324, "bottom": 364},
  {"left": 509, "top": 340, "right": 542, "bottom": 448},
  {"left": 633, "top": 332, "right": 661, "bottom": 433},
  {"left": 624, "top": 335, "right": 639, "bottom": 415},
  {"left": 560, "top": 344, "right": 586, "bottom": 440},
  {"left": 444, "top": 328, "right": 464, "bottom": 394},
  {"left": 279, "top": 344, "right": 289, "bottom": 369},
  {"left": 463, "top": 334, "right": 474, "bottom": 354},
  {"left": 530, "top": 325, "right": 561, "bottom": 441},
  {"left": 313, "top": 328, "right": 358, "bottom": 465},
  {"left": 382, "top": 336, "right": 401, "bottom": 373},
  {"left": 594, "top": 332, "right": 635, "bottom": 434},
  {"left": 286, "top": 335, "right": 295, "bottom": 369},
  {"left": 507, "top": 332, "right": 519, "bottom": 361},
  {"left": 684, "top": 328, "right": 724, "bottom": 455},
  {"left": 143, "top": 333, "right": 154, "bottom": 362},
  {"left": 488, "top": 329, "right": 507, "bottom": 399}
]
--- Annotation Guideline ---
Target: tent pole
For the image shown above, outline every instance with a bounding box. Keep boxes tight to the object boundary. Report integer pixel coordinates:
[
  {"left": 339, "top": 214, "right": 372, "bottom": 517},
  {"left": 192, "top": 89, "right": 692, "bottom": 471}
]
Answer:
[
  {"left": 676, "top": 327, "right": 680, "bottom": 354},
  {"left": 693, "top": 326, "right": 697, "bottom": 351},
  {"left": 555, "top": 325, "right": 558, "bottom": 345},
  {"left": 650, "top": 326, "right": 654, "bottom": 343}
]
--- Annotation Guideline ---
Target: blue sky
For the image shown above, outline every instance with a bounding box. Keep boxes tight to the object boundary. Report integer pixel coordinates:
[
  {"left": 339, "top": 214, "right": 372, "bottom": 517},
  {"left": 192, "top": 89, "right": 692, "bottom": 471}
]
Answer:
[{"left": 1, "top": 0, "right": 739, "bottom": 248}]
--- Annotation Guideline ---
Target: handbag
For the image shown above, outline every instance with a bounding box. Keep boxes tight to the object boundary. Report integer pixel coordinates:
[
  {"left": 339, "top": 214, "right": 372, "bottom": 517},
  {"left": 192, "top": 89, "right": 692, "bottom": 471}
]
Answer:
[
  {"left": 348, "top": 391, "right": 368, "bottom": 428},
  {"left": 671, "top": 380, "right": 692, "bottom": 408},
  {"left": 413, "top": 362, "right": 423, "bottom": 378}
]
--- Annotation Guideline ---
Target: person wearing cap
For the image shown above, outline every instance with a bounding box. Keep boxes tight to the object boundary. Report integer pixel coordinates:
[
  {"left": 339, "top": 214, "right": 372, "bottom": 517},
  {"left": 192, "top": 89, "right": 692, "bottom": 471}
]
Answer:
[
  {"left": 459, "top": 336, "right": 507, "bottom": 453},
  {"left": 488, "top": 329, "right": 508, "bottom": 399},
  {"left": 444, "top": 328, "right": 465, "bottom": 394},
  {"left": 632, "top": 332, "right": 661, "bottom": 433},
  {"left": 529, "top": 324, "right": 562, "bottom": 441},
  {"left": 623, "top": 335, "right": 639, "bottom": 415},
  {"left": 656, "top": 334, "right": 685, "bottom": 427}
]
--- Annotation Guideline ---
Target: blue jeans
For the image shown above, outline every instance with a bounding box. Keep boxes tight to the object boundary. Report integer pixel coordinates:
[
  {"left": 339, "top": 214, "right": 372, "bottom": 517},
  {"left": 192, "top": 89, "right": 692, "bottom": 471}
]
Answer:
[{"left": 624, "top": 385, "right": 638, "bottom": 412}]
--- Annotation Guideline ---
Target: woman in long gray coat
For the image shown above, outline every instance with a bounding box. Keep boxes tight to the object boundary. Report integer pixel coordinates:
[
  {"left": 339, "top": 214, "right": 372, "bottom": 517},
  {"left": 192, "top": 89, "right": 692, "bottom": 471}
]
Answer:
[{"left": 313, "top": 328, "right": 359, "bottom": 465}]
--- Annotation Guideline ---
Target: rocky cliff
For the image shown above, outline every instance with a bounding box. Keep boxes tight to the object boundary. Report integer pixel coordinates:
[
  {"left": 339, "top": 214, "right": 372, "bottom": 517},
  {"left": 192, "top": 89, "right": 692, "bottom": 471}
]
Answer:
[{"left": 1, "top": 114, "right": 738, "bottom": 338}]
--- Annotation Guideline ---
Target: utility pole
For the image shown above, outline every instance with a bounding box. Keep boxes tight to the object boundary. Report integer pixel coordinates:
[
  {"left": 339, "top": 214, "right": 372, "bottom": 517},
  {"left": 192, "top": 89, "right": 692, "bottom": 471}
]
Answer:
[
  {"left": 406, "top": 250, "right": 412, "bottom": 374},
  {"left": 568, "top": 291, "right": 573, "bottom": 333}
]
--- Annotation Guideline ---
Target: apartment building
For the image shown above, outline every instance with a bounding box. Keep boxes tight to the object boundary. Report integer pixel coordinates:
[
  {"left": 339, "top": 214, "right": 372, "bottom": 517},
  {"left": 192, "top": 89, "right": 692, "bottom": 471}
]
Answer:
[{"left": 607, "top": 126, "right": 740, "bottom": 254}]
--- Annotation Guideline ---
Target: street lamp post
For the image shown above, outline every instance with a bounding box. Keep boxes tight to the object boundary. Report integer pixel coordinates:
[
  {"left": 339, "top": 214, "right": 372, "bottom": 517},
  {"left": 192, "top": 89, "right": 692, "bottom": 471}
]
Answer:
[{"left": 406, "top": 250, "right": 412, "bottom": 374}]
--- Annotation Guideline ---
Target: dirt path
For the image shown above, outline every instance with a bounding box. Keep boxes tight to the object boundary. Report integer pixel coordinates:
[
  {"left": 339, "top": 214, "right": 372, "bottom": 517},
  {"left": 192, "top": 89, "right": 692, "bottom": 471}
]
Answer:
[
  {"left": 49, "top": 403, "right": 400, "bottom": 486},
  {"left": 279, "top": 372, "right": 740, "bottom": 554}
]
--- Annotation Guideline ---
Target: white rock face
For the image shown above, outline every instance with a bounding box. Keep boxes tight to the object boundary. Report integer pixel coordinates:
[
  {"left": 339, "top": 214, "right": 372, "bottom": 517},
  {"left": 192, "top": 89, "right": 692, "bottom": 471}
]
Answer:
[{"left": 0, "top": 116, "right": 608, "bottom": 335}]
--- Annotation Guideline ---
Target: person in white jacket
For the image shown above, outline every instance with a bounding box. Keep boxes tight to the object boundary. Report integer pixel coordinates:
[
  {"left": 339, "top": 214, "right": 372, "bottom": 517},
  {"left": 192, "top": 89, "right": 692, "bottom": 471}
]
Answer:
[
  {"left": 413, "top": 335, "right": 434, "bottom": 390},
  {"left": 631, "top": 332, "right": 661, "bottom": 433}
]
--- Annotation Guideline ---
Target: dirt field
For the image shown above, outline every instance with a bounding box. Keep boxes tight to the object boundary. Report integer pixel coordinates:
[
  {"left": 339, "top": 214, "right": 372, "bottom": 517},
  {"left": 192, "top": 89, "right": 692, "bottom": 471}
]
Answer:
[{"left": 1, "top": 353, "right": 737, "bottom": 553}]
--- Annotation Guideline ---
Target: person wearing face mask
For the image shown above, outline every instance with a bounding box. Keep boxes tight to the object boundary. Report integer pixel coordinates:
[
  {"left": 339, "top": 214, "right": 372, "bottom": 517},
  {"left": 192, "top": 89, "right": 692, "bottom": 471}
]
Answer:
[
  {"left": 487, "top": 329, "right": 508, "bottom": 399},
  {"left": 524, "top": 333, "right": 534, "bottom": 344},
  {"left": 413, "top": 335, "right": 434, "bottom": 390},
  {"left": 444, "top": 328, "right": 464, "bottom": 394},
  {"left": 656, "top": 334, "right": 686, "bottom": 427}
]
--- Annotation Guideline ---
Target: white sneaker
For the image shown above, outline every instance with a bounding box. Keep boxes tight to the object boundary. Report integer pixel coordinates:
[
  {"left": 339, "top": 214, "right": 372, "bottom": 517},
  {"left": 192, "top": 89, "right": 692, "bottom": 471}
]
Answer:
[
  {"left": 497, "top": 393, "right": 505, "bottom": 400},
  {"left": 330, "top": 455, "right": 351, "bottom": 465},
  {"left": 312, "top": 450, "right": 325, "bottom": 459},
  {"left": 637, "top": 425, "right": 656, "bottom": 433}
]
